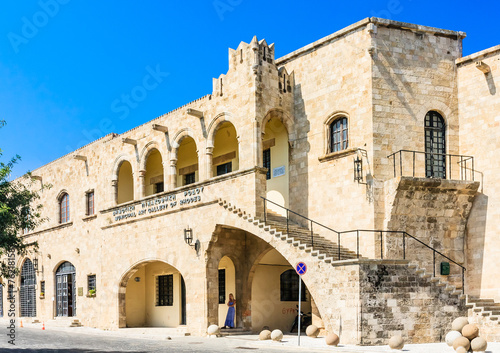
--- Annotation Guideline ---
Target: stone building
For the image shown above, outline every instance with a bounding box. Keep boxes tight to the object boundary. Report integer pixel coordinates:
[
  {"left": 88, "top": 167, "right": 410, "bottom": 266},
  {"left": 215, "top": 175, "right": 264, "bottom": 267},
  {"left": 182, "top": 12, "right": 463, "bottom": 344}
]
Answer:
[{"left": 2, "top": 17, "right": 499, "bottom": 344}]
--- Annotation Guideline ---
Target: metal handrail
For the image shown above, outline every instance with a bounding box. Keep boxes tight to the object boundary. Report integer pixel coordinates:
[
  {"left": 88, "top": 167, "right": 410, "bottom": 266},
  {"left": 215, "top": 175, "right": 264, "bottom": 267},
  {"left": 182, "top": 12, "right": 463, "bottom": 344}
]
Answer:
[
  {"left": 387, "top": 149, "right": 475, "bottom": 181},
  {"left": 261, "top": 196, "right": 466, "bottom": 292}
]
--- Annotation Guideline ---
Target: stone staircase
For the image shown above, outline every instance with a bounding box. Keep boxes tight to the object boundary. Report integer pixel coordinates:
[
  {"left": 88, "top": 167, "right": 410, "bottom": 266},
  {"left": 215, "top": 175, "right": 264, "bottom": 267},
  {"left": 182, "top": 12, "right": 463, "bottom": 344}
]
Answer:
[
  {"left": 466, "top": 296, "right": 500, "bottom": 323},
  {"left": 408, "top": 261, "right": 465, "bottom": 299},
  {"left": 219, "top": 327, "right": 252, "bottom": 336}
]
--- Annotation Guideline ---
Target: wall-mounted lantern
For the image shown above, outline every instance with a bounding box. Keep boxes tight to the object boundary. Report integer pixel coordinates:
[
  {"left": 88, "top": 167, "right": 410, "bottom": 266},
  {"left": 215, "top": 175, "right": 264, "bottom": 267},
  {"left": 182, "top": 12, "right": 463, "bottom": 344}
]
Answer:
[
  {"left": 354, "top": 156, "right": 363, "bottom": 183},
  {"left": 184, "top": 226, "right": 200, "bottom": 252},
  {"left": 33, "top": 258, "right": 39, "bottom": 271}
]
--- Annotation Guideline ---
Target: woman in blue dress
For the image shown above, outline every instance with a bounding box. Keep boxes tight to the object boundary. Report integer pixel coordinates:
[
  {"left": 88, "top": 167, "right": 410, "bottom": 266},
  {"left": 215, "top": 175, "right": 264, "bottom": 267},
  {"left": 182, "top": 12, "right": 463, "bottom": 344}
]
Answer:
[{"left": 223, "top": 293, "right": 235, "bottom": 328}]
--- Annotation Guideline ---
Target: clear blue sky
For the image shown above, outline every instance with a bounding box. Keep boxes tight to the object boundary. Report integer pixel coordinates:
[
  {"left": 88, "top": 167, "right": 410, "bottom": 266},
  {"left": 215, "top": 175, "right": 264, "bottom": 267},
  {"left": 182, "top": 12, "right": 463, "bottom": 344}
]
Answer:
[{"left": 1, "top": 1, "right": 499, "bottom": 178}]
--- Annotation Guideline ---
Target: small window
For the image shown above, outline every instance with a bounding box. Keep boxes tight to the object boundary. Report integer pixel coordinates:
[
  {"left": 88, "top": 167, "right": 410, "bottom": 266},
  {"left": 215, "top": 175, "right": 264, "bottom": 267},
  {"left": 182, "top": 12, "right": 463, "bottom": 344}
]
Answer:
[
  {"left": 156, "top": 274, "right": 173, "bottom": 306},
  {"left": 86, "top": 191, "right": 94, "bottom": 216},
  {"left": 218, "top": 269, "right": 226, "bottom": 304},
  {"left": 88, "top": 275, "right": 96, "bottom": 293},
  {"left": 216, "top": 162, "right": 232, "bottom": 176},
  {"left": 0, "top": 284, "right": 3, "bottom": 316},
  {"left": 60, "top": 193, "right": 70, "bottom": 223},
  {"left": 40, "top": 281, "right": 45, "bottom": 295},
  {"left": 155, "top": 182, "right": 164, "bottom": 193},
  {"left": 263, "top": 149, "right": 271, "bottom": 180},
  {"left": 329, "top": 117, "right": 348, "bottom": 153},
  {"left": 185, "top": 173, "right": 196, "bottom": 186},
  {"left": 280, "top": 269, "right": 306, "bottom": 302}
]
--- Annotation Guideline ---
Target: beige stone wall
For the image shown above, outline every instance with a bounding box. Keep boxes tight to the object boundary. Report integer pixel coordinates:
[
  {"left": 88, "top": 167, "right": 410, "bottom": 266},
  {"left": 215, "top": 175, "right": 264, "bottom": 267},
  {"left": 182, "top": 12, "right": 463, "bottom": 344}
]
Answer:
[{"left": 457, "top": 47, "right": 500, "bottom": 301}]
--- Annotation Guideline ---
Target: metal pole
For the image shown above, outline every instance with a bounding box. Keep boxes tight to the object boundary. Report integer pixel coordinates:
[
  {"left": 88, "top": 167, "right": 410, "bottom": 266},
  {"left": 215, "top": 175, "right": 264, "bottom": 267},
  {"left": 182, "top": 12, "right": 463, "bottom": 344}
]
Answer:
[
  {"left": 263, "top": 199, "right": 266, "bottom": 224},
  {"left": 286, "top": 209, "right": 289, "bottom": 235},
  {"left": 393, "top": 154, "right": 396, "bottom": 177},
  {"left": 298, "top": 275, "right": 302, "bottom": 347},
  {"left": 310, "top": 221, "right": 314, "bottom": 248}
]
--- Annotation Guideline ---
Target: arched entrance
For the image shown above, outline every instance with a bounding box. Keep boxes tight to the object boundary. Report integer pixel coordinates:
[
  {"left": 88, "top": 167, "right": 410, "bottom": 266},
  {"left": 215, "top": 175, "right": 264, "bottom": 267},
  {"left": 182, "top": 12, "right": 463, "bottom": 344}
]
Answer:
[
  {"left": 55, "top": 261, "right": 76, "bottom": 317},
  {"left": 425, "top": 111, "right": 446, "bottom": 178},
  {"left": 218, "top": 256, "right": 236, "bottom": 326},
  {"left": 119, "top": 260, "right": 187, "bottom": 328},
  {"left": 20, "top": 258, "right": 36, "bottom": 317}
]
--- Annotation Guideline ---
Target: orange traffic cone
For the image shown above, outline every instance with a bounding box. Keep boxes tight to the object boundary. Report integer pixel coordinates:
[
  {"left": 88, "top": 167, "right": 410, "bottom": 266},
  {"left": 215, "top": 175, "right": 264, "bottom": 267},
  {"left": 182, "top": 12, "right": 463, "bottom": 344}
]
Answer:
[
  {"left": 19, "top": 320, "right": 23, "bottom": 328},
  {"left": 42, "top": 321, "right": 45, "bottom": 330}
]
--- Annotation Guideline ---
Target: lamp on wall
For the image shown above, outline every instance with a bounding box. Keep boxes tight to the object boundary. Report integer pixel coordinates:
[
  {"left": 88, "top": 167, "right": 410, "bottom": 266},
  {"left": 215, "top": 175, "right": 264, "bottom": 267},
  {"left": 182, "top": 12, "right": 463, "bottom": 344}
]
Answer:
[
  {"left": 354, "top": 155, "right": 363, "bottom": 183},
  {"left": 33, "top": 258, "right": 38, "bottom": 271},
  {"left": 184, "top": 226, "right": 200, "bottom": 252}
]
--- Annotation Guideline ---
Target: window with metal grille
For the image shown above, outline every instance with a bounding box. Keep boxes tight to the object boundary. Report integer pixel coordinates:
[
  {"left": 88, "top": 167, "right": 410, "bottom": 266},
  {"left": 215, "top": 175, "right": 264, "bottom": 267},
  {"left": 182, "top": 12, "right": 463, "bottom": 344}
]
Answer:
[
  {"left": 184, "top": 172, "right": 195, "bottom": 185},
  {"left": 86, "top": 191, "right": 94, "bottom": 216},
  {"left": 88, "top": 275, "right": 96, "bottom": 292},
  {"left": 40, "top": 281, "right": 45, "bottom": 295},
  {"left": 218, "top": 269, "right": 226, "bottom": 304},
  {"left": 280, "top": 269, "right": 306, "bottom": 302},
  {"left": 216, "top": 162, "right": 232, "bottom": 176},
  {"left": 425, "top": 111, "right": 446, "bottom": 178},
  {"left": 20, "top": 258, "right": 37, "bottom": 317},
  {"left": 0, "top": 284, "right": 3, "bottom": 317},
  {"left": 156, "top": 275, "right": 173, "bottom": 306},
  {"left": 263, "top": 149, "right": 271, "bottom": 180},
  {"left": 329, "top": 117, "right": 348, "bottom": 153},
  {"left": 155, "top": 182, "right": 164, "bottom": 193},
  {"left": 60, "top": 193, "right": 70, "bottom": 223}
]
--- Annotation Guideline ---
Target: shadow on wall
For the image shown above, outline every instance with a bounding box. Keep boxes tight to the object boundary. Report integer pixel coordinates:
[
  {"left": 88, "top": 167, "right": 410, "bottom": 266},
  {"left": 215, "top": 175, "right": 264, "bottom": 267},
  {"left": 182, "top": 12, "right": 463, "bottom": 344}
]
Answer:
[
  {"left": 466, "top": 192, "right": 488, "bottom": 297},
  {"left": 485, "top": 72, "right": 496, "bottom": 95}
]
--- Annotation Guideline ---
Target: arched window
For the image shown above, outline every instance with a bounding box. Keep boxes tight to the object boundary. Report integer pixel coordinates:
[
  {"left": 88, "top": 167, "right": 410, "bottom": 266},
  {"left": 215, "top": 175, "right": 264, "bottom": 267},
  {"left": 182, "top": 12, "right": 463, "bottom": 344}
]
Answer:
[
  {"left": 425, "top": 111, "right": 446, "bottom": 178},
  {"left": 59, "top": 193, "right": 70, "bottom": 223},
  {"left": 280, "top": 269, "right": 306, "bottom": 302},
  {"left": 329, "top": 117, "right": 348, "bottom": 153}
]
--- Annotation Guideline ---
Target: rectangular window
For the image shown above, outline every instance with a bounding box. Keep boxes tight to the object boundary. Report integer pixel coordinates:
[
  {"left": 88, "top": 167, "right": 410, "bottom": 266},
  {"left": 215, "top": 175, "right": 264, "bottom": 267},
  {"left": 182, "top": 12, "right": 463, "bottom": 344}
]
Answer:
[
  {"left": 156, "top": 274, "right": 173, "bottom": 306},
  {"left": 40, "top": 281, "right": 45, "bottom": 296},
  {"left": 87, "top": 275, "right": 96, "bottom": 292},
  {"left": 218, "top": 269, "right": 226, "bottom": 304},
  {"left": 155, "top": 182, "right": 164, "bottom": 193},
  {"left": 216, "top": 162, "right": 232, "bottom": 176},
  {"left": 263, "top": 149, "right": 271, "bottom": 180},
  {"left": 184, "top": 172, "right": 196, "bottom": 185},
  {"left": 86, "top": 192, "right": 94, "bottom": 216}
]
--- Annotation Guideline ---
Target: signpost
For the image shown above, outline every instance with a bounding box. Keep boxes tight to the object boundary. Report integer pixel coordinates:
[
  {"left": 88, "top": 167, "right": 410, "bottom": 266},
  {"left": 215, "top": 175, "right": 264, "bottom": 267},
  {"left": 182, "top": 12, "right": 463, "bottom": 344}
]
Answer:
[{"left": 295, "top": 262, "right": 307, "bottom": 346}]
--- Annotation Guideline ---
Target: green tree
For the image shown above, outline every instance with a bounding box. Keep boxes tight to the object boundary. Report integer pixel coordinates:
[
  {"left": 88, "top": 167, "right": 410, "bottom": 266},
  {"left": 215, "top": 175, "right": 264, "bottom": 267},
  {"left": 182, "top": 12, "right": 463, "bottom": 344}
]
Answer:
[{"left": 0, "top": 120, "right": 47, "bottom": 277}]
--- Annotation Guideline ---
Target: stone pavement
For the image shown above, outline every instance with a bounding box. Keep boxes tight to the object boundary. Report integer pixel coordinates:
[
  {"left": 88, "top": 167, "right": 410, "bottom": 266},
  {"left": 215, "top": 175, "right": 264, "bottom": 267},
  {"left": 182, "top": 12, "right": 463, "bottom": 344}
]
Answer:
[{"left": 3, "top": 320, "right": 499, "bottom": 352}]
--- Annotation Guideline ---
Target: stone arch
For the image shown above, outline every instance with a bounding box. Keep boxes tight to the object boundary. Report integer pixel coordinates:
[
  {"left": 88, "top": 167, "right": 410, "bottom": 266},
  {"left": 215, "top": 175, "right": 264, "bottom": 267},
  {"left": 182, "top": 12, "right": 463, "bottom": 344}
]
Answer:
[
  {"left": 171, "top": 128, "right": 200, "bottom": 156},
  {"left": 111, "top": 154, "right": 136, "bottom": 181},
  {"left": 207, "top": 112, "right": 237, "bottom": 149},
  {"left": 117, "top": 257, "right": 186, "bottom": 328},
  {"left": 138, "top": 141, "right": 164, "bottom": 171},
  {"left": 261, "top": 108, "right": 295, "bottom": 144},
  {"left": 323, "top": 111, "right": 350, "bottom": 155},
  {"left": 111, "top": 154, "right": 135, "bottom": 204}
]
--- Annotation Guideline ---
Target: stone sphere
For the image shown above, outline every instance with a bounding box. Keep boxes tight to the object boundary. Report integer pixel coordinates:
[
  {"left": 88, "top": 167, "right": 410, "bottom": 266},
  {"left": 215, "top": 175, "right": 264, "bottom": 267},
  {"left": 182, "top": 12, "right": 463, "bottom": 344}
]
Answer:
[
  {"left": 207, "top": 324, "right": 220, "bottom": 335},
  {"left": 271, "top": 329, "right": 283, "bottom": 342},
  {"left": 306, "top": 325, "right": 319, "bottom": 338},
  {"left": 388, "top": 335, "right": 404, "bottom": 350},
  {"left": 462, "top": 324, "right": 479, "bottom": 340},
  {"left": 452, "top": 336, "right": 470, "bottom": 351},
  {"left": 452, "top": 317, "right": 469, "bottom": 333},
  {"left": 471, "top": 337, "right": 488, "bottom": 351},
  {"left": 446, "top": 330, "right": 462, "bottom": 346},
  {"left": 325, "top": 333, "right": 339, "bottom": 346},
  {"left": 455, "top": 347, "right": 467, "bottom": 353},
  {"left": 259, "top": 330, "right": 271, "bottom": 340}
]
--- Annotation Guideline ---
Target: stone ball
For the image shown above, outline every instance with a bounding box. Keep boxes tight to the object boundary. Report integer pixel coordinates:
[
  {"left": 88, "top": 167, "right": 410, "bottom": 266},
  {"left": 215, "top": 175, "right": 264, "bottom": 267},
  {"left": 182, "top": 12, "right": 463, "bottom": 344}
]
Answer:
[
  {"left": 452, "top": 317, "right": 469, "bottom": 333},
  {"left": 470, "top": 337, "right": 488, "bottom": 352},
  {"left": 452, "top": 336, "right": 470, "bottom": 351},
  {"left": 325, "top": 333, "right": 339, "bottom": 346},
  {"left": 259, "top": 330, "right": 271, "bottom": 340},
  {"left": 445, "top": 331, "right": 463, "bottom": 346},
  {"left": 306, "top": 325, "right": 319, "bottom": 338},
  {"left": 462, "top": 324, "right": 479, "bottom": 340},
  {"left": 207, "top": 324, "right": 220, "bottom": 335},
  {"left": 388, "top": 335, "right": 404, "bottom": 350},
  {"left": 271, "top": 329, "right": 283, "bottom": 342},
  {"left": 455, "top": 347, "right": 467, "bottom": 353}
]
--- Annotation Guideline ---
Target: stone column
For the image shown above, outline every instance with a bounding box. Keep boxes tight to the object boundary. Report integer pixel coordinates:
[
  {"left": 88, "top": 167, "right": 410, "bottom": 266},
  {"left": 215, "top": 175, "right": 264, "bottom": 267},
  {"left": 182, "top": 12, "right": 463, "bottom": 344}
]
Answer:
[
  {"left": 205, "top": 147, "right": 214, "bottom": 179},
  {"left": 162, "top": 161, "right": 170, "bottom": 191},
  {"left": 138, "top": 169, "right": 146, "bottom": 199},
  {"left": 169, "top": 158, "right": 177, "bottom": 190},
  {"left": 111, "top": 178, "right": 118, "bottom": 207}
]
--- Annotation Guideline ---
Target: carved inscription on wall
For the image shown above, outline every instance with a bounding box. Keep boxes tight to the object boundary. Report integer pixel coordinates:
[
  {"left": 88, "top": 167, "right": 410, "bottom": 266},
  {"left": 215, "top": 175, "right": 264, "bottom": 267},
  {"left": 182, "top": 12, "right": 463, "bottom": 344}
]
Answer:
[{"left": 112, "top": 187, "right": 204, "bottom": 222}]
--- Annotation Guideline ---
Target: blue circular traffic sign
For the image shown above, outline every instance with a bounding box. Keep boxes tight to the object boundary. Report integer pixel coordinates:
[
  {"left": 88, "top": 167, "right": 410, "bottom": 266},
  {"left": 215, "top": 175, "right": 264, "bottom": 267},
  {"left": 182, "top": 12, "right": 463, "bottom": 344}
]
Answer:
[{"left": 296, "top": 262, "right": 307, "bottom": 276}]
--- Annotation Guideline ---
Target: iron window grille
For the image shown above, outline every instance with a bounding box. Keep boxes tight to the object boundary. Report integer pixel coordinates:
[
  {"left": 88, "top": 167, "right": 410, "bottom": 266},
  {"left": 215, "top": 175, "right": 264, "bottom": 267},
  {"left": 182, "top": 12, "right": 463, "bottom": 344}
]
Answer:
[
  {"left": 280, "top": 269, "right": 306, "bottom": 302},
  {"left": 263, "top": 149, "right": 271, "bottom": 180},
  {"left": 40, "top": 281, "right": 45, "bottom": 295},
  {"left": 0, "top": 284, "right": 3, "bottom": 316},
  {"left": 424, "top": 111, "right": 446, "bottom": 178},
  {"left": 218, "top": 269, "right": 226, "bottom": 304},
  {"left": 156, "top": 275, "right": 173, "bottom": 306},
  {"left": 20, "top": 258, "right": 37, "bottom": 317},
  {"left": 216, "top": 162, "right": 232, "bottom": 176},
  {"left": 329, "top": 117, "right": 348, "bottom": 153},
  {"left": 88, "top": 275, "right": 96, "bottom": 292}
]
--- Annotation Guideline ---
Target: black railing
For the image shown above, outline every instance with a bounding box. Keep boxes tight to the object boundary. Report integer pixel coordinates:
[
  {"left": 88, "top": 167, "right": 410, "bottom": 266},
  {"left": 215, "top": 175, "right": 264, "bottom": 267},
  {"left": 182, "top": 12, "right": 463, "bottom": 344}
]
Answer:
[
  {"left": 387, "top": 150, "right": 474, "bottom": 181},
  {"left": 261, "top": 196, "right": 466, "bottom": 293}
]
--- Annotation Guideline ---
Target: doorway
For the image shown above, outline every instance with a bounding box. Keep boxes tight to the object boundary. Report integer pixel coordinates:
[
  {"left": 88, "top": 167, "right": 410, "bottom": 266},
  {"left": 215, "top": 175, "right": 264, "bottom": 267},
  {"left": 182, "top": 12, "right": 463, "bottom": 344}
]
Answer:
[{"left": 55, "top": 262, "right": 76, "bottom": 317}]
